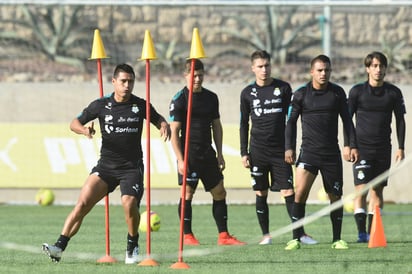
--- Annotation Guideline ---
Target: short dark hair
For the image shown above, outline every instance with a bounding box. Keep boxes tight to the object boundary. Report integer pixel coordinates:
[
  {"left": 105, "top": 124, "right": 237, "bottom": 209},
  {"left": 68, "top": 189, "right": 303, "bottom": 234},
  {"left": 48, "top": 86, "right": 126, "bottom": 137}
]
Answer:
[
  {"left": 364, "top": 51, "right": 388, "bottom": 67},
  {"left": 185, "top": 59, "right": 204, "bottom": 73},
  {"left": 310, "top": 54, "right": 331, "bottom": 68},
  {"left": 251, "top": 50, "right": 271, "bottom": 63},
  {"left": 113, "top": 63, "right": 135, "bottom": 78}
]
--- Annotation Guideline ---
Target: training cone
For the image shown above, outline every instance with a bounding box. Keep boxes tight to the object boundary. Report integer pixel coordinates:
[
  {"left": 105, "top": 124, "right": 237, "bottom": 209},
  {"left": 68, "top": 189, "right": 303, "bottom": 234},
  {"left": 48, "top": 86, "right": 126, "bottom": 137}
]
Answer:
[
  {"left": 140, "top": 30, "right": 157, "bottom": 60},
  {"left": 89, "top": 29, "right": 109, "bottom": 60},
  {"left": 189, "top": 28, "right": 206, "bottom": 59},
  {"left": 368, "top": 205, "right": 387, "bottom": 248}
]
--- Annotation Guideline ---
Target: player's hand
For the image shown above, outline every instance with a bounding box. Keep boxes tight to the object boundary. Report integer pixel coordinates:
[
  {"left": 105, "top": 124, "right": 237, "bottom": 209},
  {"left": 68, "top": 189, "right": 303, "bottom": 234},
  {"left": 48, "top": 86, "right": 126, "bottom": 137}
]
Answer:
[
  {"left": 284, "top": 149, "right": 295, "bottom": 165},
  {"left": 159, "top": 122, "right": 171, "bottom": 141},
  {"left": 241, "top": 155, "right": 250, "bottom": 168},
  {"left": 350, "top": 148, "right": 359, "bottom": 163},
  {"left": 84, "top": 122, "right": 96, "bottom": 139},
  {"left": 218, "top": 154, "right": 225, "bottom": 171},
  {"left": 395, "top": 149, "right": 405, "bottom": 162}
]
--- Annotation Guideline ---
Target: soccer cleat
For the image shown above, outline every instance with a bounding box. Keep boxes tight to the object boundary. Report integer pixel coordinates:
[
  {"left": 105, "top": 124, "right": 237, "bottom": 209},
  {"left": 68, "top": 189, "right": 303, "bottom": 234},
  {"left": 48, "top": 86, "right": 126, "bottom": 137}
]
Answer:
[
  {"left": 184, "top": 233, "right": 200, "bottom": 245},
  {"left": 259, "top": 235, "right": 273, "bottom": 245},
  {"left": 331, "top": 240, "right": 349, "bottom": 249},
  {"left": 357, "top": 232, "right": 369, "bottom": 243},
  {"left": 300, "top": 233, "right": 318, "bottom": 245},
  {"left": 125, "top": 246, "right": 140, "bottom": 264},
  {"left": 284, "top": 239, "right": 301, "bottom": 250},
  {"left": 217, "top": 232, "right": 246, "bottom": 245},
  {"left": 42, "top": 243, "right": 62, "bottom": 262}
]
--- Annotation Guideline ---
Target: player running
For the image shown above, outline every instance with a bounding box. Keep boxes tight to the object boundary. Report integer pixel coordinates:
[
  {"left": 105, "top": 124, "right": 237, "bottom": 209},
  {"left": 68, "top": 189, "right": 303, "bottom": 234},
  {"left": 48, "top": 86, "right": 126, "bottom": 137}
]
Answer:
[{"left": 42, "top": 64, "right": 170, "bottom": 263}]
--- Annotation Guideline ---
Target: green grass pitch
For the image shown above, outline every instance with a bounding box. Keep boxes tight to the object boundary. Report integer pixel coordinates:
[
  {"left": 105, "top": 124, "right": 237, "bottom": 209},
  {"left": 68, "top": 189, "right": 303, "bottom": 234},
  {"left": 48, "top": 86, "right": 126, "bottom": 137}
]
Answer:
[{"left": 1, "top": 203, "right": 411, "bottom": 273}]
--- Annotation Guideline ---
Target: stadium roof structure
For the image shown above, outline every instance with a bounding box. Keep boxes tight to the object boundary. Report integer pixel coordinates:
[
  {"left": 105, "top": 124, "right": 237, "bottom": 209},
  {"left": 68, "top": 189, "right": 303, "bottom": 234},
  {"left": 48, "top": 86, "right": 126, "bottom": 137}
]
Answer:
[{"left": 1, "top": 0, "right": 412, "bottom": 6}]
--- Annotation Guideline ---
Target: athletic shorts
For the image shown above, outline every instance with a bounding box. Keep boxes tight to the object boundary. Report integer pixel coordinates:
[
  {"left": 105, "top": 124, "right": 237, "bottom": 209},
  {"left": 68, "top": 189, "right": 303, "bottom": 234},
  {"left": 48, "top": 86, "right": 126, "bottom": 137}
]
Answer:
[
  {"left": 353, "top": 149, "right": 391, "bottom": 188},
  {"left": 296, "top": 150, "right": 343, "bottom": 196},
  {"left": 178, "top": 146, "right": 223, "bottom": 191},
  {"left": 249, "top": 148, "right": 293, "bottom": 192},
  {"left": 91, "top": 162, "right": 144, "bottom": 202}
]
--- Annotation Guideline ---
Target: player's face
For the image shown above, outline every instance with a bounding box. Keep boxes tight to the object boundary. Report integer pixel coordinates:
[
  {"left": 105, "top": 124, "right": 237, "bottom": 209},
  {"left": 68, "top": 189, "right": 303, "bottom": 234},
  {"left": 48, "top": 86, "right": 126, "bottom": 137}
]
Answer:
[
  {"left": 186, "top": 69, "right": 204, "bottom": 92},
  {"left": 251, "top": 58, "right": 271, "bottom": 84},
  {"left": 112, "top": 71, "right": 135, "bottom": 102},
  {"left": 366, "top": 58, "right": 386, "bottom": 85},
  {"left": 310, "top": 61, "right": 331, "bottom": 89}
]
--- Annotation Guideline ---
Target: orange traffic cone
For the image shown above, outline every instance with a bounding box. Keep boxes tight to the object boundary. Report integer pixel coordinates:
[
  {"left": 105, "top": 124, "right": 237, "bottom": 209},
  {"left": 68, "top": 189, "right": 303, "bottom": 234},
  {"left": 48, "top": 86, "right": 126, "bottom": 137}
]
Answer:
[{"left": 368, "top": 205, "right": 387, "bottom": 248}]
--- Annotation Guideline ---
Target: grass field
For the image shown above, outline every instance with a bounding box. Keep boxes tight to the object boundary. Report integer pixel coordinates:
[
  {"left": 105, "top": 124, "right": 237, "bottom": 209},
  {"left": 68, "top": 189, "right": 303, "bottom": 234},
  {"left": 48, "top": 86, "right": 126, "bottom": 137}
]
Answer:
[{"left": 1, "top": 203, "right": 411, "bottom": 273}]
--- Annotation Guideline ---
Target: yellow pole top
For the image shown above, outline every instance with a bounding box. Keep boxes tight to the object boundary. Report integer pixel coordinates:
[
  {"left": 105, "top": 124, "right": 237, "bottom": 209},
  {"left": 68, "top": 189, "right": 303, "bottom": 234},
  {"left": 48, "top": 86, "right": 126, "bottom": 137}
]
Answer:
[
  {"left": 89, "top": 29, "right": 109, "bottom": 60},
  {"left": 189, "top": 28, "right": 206, "bottom": 59},
  {"left": 140, "top": 30, "right": 157, "bottom": 60}
]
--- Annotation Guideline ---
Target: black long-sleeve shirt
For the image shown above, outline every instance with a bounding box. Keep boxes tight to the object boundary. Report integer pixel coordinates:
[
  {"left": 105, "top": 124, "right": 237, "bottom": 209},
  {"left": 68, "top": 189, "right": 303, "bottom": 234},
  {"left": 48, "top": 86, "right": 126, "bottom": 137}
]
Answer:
[
  {"left": 285, "top": 82, "right": 357, "bottom": 155},
  {"left": 345, "top": 81, "right": 406, "bottom": 153}
]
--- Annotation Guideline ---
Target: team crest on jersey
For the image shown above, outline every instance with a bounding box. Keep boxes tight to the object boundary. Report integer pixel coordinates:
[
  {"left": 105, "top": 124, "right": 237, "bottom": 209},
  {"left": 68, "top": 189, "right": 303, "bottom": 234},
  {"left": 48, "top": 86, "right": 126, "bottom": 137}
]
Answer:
[
  {"left": 132, "top": 104, "right": 139, "bottom": 113},
  {"left": 273, "top": 87, "right": 281, "bottom": 96},
  {"left": 357, "top": 170, "right": 365, "bottom": 180}
]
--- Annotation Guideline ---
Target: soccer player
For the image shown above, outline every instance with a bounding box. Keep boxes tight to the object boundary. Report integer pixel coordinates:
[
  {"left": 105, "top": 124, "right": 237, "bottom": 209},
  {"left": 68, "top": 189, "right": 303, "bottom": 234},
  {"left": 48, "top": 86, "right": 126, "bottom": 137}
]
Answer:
[
  {"left": 284, "top": 55, "right": 359, "bottom": 250},
  {"left": 169, "top": 59, "right": 245, "bottom": 246},
  {"left": 345, "top": 51, "right": 406, "bottom": 243},
  {"left": 239, "top": 50, "right": 317, "bottom": 245},
  {"left": 42, "top": 64, "right": 170, "bottom": 263}
]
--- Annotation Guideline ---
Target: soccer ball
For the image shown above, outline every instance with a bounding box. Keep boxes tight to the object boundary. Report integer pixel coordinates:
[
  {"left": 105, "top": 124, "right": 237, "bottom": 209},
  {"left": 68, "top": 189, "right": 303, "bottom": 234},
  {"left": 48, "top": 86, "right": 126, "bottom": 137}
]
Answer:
[
  {"left": 139, "top": 211, "right": 161, "bottom": 232},
  {"left": 344, "top": 202, "right": 354, "bottom": 213},
  {"left": 35, "top": 189, "right": 55, "bottom": 206}
]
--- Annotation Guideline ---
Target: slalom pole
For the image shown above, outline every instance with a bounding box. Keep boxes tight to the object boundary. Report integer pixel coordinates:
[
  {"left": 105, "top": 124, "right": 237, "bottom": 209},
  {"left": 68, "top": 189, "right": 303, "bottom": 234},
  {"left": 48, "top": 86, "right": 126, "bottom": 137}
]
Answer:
[
  {"left": 138, "top": 30, "right": 159, "bottom": 267},
  {"left": 170, "top": 28, "right": 206, "bottom": 270},
  {"left": 88, "top": 29, "right": 116, "bottom": 263}
]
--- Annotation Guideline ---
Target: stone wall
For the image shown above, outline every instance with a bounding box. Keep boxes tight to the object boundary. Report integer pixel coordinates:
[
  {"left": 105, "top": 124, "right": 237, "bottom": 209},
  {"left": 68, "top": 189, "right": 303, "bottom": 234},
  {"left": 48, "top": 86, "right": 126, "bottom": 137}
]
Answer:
[{"left": 1, "top": 4, "right": 412, "bottom": 83}]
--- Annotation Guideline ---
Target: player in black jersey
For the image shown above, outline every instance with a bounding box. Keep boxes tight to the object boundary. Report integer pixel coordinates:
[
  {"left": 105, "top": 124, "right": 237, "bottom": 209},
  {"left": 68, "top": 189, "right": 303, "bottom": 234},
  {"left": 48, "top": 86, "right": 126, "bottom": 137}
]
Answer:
[
  {"left": 345, "top": 52, "right": 406, "bottom": 243},
  {"left": 284, "top": 55, "right": 359, "bottom": 250},
  {"left": 240, "top": 50, "right": 317, "bottom": 245},
  {"left": 169, "top": 59, "right": 245, "bottom": 246},
  {"left": 42, "top": 64, "right": 170, "bottom": 264}
]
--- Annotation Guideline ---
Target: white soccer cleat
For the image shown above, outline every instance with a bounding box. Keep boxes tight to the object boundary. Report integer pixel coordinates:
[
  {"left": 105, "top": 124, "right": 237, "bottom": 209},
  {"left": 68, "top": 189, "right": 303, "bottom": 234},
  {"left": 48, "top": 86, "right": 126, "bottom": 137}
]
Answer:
[
  {"left": 300, "top": 234, "right": 318, "bottom": 245},
  {"left": 125, "top": 246, "right": 140, "bottom": 264},
  {"left": 259, "top": 235, "right": 273, "bottom": 245},
  {"left": 42, "top": 243, "right": 62, "bottom": 262}
]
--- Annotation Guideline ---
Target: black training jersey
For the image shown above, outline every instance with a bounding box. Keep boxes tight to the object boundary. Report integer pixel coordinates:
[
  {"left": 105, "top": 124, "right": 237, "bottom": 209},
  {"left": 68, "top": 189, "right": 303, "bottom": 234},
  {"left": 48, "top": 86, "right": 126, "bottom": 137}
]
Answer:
[
  {"left": 240, "top": 78, "right": 292, "bottom": 156},
  {"left": 77, "top": 93, "right": 163, "bottom": 169},
  {"left": 169, "top": 86, "right": 220, "bottom": 150},
  {"left": 346, "top": 81, "right": 406, "bottom": 151},
  {"left": 285, "top": 82, "right": 356, "bottom": 155}
]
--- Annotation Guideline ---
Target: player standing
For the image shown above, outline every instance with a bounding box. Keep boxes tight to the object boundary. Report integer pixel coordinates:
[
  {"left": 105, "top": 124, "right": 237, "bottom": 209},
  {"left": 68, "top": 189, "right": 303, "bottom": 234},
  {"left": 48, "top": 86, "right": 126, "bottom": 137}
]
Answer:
[
  {"left": 345, "top": 51, "right": 406, "bottom": 242},
  {"left": 240, "top": 50, "right": 317, "bottom": 245},
  {"left": 169, "top": 59, "right": 245, "bottom": 246},
  {"left": 284, "top": 55, "right": 358, "bottom": 250}
]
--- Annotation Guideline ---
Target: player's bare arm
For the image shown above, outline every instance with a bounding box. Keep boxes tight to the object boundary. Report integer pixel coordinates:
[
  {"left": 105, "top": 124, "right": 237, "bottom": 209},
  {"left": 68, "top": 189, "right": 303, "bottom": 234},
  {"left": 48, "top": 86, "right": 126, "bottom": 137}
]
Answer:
[
  {"left": 70, "top": 118, "right": 95, "bottom": 139},
  {"left": 170, "top": 121, "right": 185, "bottom": 175}
]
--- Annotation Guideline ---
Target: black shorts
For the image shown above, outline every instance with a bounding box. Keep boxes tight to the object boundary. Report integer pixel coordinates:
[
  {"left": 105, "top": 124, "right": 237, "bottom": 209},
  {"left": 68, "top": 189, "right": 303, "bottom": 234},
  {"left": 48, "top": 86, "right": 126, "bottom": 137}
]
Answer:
[
  {"left": 178, "top": 146, "right": 223, "bottom": 191},
  {"left": 91, "top": 162, "right": 144, "bottom": 202},
  {"left": 296, "top": 150, "right": 343, "bottom": 196},
  {"left": 353, "top": 149, "right": 391, "bottom": 188},
  {"left": 249, "top": 148, "right": 293, "bottom": 192}
]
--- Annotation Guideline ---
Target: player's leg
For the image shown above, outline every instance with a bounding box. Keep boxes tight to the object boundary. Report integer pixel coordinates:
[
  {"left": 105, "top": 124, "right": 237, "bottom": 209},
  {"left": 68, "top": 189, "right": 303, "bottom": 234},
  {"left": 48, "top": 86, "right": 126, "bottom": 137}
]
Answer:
[
  {"left": 42, "top": 173, "right": 108, "bottom": 262},
  {"left": 177, "top": 168, "right": 199, "bottom": 245},
  {"left": 209, "top": 180, "right": 245, "bottom": 245},
  {"left": 322, "top": 155, "right": 348, "bottom": 249},
  {"left": 120, "top": 167, "right": 144, "bottom": 264},
  {"left": 352, "top": 157, "right": 371, "bottom": 242},
  {"left": 249, "top": 154, "right": 271, "bottom": 244}
]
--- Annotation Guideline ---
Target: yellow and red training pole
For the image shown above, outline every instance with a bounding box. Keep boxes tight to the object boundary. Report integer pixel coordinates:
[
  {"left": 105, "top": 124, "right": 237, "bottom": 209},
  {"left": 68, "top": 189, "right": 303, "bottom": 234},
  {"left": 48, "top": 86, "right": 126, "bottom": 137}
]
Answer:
[
  {"left": 88, "top": 29, "right": 116, "bottom": 264},
  {"left": 138, "top": 30, "right": 159, "bottom": 267},
  {"left": 170, "top": 28, "right": 206, "bottom": 270}
]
